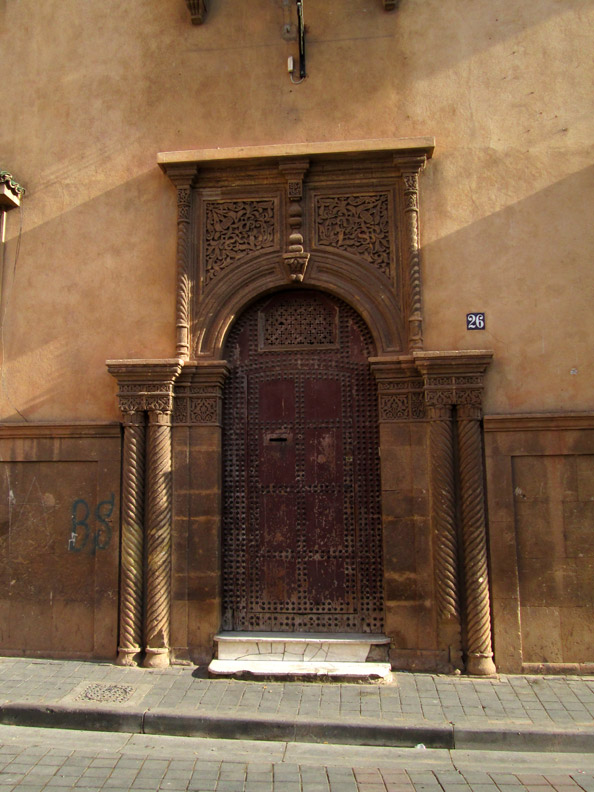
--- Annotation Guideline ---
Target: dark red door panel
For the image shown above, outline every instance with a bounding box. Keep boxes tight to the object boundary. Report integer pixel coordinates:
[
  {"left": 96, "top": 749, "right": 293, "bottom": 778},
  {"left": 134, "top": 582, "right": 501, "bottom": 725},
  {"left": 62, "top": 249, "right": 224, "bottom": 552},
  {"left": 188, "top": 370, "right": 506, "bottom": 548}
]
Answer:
[{"left": 222, "top": 290, "right": 383, "bottom": 633}]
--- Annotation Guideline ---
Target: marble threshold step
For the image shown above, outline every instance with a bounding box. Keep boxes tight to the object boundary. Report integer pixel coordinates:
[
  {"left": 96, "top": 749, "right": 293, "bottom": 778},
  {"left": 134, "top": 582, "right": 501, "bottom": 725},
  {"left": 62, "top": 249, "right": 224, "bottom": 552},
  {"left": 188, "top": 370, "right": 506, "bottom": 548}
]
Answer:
[{"left": 208, "top": 632, "right": 392, "bottom": 681}]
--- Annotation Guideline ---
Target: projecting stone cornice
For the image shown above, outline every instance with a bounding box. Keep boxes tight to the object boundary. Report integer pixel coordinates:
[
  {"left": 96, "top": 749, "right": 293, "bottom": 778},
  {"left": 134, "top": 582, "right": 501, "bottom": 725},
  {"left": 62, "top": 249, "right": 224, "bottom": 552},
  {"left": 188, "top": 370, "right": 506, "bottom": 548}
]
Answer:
[{"left": 157, "top": 137, "right": 435, "bottom": 170}]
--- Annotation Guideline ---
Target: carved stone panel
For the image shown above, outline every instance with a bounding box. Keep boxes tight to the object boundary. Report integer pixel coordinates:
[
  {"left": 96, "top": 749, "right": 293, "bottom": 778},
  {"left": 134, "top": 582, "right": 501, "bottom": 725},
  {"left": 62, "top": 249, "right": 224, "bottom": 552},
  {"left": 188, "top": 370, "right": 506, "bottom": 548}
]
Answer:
[
  {"left": 314, "top": 193, "right": 392, "bottom": 277},
  {"left": 203, "top": 199, "right": 277, "bottom": 284}
]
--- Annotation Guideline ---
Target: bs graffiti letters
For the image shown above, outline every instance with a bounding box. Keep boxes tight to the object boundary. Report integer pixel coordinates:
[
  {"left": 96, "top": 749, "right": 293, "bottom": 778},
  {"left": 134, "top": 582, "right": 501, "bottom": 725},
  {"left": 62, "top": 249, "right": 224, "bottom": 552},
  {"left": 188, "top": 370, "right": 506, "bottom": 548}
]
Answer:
[{"left": 68, "top": 494, "right": 115, "bottom": 555}]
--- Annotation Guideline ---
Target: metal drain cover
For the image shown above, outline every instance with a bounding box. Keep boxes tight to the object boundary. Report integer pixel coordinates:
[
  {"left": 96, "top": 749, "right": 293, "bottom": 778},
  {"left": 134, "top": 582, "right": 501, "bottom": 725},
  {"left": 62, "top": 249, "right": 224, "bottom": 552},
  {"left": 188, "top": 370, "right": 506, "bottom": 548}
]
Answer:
[{"left": 77, "top": 683, "right": 135, "bottom": 703}]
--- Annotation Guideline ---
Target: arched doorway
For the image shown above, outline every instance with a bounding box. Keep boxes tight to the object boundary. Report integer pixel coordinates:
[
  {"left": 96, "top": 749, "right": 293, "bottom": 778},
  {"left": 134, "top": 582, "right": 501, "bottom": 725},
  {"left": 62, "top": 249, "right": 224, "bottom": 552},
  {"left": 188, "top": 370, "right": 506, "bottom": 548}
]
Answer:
[{"left": 221, "top": 289, "right": 384, "bottom": 633}]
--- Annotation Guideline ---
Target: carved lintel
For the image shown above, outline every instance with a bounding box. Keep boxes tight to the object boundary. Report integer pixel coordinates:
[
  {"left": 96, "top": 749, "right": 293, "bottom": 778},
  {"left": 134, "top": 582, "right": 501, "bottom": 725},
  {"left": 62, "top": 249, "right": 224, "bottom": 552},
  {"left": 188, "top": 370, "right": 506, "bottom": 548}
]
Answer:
[{"left": 185, "top": 0, "right": 207, "bottom": 25}]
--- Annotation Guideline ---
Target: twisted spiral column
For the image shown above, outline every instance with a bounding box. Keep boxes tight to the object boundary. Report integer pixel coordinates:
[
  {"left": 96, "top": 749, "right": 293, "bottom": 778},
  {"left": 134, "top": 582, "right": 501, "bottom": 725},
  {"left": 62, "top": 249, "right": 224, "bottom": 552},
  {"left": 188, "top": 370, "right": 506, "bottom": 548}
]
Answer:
[
  {"left": 143, "top": 410, "right": 173, "bottom": 668},
  {"left": 175, "top": 186, "right": 191, "bottom": 359},
  {"left": 457, "top": 403, "right": 496, "bottom": 676},
  {"left": 402, "top": 170, "right": 424, "bottom": 351},
  {"left": 428, "top": 404, "right": 462, "bottom": 667},
  {"left": 117, "top": 411, "right": 146, "bottom": 666}
]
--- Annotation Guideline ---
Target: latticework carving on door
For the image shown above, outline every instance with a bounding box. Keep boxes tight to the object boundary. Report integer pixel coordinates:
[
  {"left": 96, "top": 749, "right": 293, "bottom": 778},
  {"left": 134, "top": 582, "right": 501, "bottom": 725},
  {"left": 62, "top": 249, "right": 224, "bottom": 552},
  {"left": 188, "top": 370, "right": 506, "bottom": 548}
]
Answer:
[{"left": 222, "top": 290, "right": 384, "bottom": 633}]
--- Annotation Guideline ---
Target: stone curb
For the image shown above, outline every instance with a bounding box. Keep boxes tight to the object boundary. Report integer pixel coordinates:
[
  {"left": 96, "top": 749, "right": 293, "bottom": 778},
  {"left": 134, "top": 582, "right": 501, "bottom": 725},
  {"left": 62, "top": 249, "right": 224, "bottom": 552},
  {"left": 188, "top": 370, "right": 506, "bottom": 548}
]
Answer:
[
  {"left": 143, "top": 709, "right": 454, "bottom": 749},
  {"left": 0, "top": 702, "right": 144, "bottom": 734},
  {"left": 1, "top": 702, "right": 593, "bottom": 753},
  {"left": 453, "top": 723, "right": 594, "bottom": 753}
]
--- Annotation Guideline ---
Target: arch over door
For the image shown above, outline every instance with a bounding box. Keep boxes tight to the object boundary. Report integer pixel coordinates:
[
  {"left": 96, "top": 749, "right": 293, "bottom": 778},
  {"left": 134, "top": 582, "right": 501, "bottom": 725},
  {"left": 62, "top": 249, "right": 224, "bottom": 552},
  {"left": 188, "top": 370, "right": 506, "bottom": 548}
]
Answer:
[{"left": 222, "top": 289, "right": 384, "bottom": 633}]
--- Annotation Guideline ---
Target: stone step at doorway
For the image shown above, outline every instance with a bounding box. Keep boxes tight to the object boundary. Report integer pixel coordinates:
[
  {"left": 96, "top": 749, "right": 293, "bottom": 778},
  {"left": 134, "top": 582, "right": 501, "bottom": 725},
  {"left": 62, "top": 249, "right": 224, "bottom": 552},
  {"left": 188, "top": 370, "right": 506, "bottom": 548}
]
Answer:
[{"left": 208, "top": 632, "right": 393, "bottom": 681}]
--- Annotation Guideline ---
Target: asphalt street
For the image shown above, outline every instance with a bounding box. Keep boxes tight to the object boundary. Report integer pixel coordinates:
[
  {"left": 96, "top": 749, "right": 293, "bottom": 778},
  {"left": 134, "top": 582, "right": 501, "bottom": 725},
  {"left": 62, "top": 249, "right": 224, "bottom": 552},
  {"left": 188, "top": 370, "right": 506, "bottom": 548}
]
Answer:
[{"left": 0, "top": 724, "right": 593, "bottom": 792}]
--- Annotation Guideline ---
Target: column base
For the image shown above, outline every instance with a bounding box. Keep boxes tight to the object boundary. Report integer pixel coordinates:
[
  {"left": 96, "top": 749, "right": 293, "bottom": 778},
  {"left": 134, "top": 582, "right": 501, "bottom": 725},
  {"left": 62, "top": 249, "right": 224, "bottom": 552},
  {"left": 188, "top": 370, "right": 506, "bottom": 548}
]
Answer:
[
  {"left": 466, "top": 653, "right": 497, "bottom": 677},
  {"left": 143, "top": 647, "right": 170, "bottom": 668},
  {"left": 116, "top": 647, "right": 141, "bottom": 666}
]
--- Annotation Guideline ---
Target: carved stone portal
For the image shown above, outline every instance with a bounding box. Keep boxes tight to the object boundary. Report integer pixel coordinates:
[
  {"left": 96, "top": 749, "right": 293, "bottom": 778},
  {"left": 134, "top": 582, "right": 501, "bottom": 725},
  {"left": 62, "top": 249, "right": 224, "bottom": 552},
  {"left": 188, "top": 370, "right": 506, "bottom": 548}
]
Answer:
[{"left": 107, "top": 140, "right": 497, "bottom": 673}]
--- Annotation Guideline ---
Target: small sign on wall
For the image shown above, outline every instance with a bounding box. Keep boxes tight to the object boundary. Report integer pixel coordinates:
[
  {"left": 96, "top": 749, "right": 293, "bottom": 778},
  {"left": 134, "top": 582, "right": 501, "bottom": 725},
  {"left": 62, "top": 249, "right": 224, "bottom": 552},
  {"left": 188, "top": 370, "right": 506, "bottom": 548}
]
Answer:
[{"left": 466, "top": 313, "right": 485, "bottom": 330}]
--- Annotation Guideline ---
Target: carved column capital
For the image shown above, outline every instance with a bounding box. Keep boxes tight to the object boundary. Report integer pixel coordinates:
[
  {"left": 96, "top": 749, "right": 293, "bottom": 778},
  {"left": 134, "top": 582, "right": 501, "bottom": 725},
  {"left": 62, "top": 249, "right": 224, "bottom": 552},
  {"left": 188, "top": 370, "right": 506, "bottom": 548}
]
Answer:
[
  {"left": 147, "top": 409, "right": 173, "bottom": 425},
  {"left": 415, "top": 350, "right": 493, "bottom": 410},
  {"left": 457, "top": 402, "right": 483, "bottom": 420},
  {"left": 427, "top": 403, "right": 453, "bottom": 421},
  {"left": 369, "top": 355, "right": 425, "bottom": 421},
  {"left": 173, "top": 360, "right": 230, "bottom": 426},
  {"left": 121, "top": 410, "right": 145, "bottom": 426},
  {"left": 107, "top": 359, "right": 184, "bottom": 416}
]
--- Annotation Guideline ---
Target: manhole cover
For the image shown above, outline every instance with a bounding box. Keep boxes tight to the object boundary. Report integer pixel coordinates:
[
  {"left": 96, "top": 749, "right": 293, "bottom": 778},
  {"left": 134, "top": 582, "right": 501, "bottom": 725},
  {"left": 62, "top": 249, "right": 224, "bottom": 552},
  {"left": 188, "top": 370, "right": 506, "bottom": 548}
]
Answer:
[{"left": 77, "top": 683, "right": 135, "bottom": 703}]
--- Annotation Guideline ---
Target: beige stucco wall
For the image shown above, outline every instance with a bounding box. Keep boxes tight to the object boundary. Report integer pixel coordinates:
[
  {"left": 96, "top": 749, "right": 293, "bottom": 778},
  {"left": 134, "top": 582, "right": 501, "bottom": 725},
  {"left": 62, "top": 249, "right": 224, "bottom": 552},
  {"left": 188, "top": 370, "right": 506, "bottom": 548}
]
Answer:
[{"left": 1, "top": 0, "right": 593, "bottom": 420}]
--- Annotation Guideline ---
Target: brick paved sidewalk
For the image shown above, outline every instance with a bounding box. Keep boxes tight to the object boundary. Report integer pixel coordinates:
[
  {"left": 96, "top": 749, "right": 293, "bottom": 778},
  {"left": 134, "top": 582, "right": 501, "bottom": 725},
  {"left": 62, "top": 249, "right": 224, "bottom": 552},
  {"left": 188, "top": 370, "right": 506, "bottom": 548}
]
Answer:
[
  {"left": 0, "top": 658, "right": 593, "bottom": 750},
  {"left": 1, "top": 723, "right": 594, "bottom": 792}
]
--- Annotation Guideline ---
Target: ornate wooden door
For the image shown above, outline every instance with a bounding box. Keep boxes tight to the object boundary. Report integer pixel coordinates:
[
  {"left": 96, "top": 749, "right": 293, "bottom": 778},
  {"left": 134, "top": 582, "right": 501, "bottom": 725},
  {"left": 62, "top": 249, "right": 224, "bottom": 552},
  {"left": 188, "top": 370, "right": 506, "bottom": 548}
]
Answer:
[{"left": 222, "top": 290, "right": 383, "bottom": 633}]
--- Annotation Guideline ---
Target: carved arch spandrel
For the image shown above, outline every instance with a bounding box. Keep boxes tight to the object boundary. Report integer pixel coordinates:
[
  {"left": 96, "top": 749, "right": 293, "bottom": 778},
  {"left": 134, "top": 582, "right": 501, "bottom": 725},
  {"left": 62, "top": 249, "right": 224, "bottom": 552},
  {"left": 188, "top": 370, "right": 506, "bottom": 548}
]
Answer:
[
  {"left": 310, "top": 190, "right": 397, "bottom": 286},
  {"left": 191, "top": 249, "right": 406, "bottom": 359},
  {"left": 199, "top": 195, "right": 281, "bottom": 291}
]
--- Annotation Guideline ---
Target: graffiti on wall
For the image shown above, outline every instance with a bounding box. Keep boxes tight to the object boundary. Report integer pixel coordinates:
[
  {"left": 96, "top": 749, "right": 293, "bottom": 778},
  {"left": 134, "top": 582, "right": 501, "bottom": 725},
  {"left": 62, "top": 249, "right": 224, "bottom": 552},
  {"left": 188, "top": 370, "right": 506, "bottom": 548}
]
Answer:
[{"left": 68, "top": 494, "right": 115, "bottom": 555}]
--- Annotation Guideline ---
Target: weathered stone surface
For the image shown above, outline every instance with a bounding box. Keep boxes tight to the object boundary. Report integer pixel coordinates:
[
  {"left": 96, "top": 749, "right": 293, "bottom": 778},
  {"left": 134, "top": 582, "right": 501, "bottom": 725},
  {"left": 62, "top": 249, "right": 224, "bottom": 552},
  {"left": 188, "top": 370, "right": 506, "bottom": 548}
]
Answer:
[
  {"left": 485, "top": 415, "right": 594, "bottom": 671},
  {"left": 0, "top": 425, "right": 121, "bottom": 659}
]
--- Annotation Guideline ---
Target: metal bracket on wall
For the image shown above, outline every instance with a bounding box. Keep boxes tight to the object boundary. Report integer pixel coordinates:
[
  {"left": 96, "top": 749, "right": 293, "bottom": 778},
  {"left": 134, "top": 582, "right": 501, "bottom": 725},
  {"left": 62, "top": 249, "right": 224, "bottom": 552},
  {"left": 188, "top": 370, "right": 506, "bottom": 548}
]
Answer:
[
  {"left": 284, "top": 0, "right": 306, "bottom": 82},
  {"left": 185, "top": 0, "right": 207, "bottom": 25},
  {"left": 384, "top": 0, "right": 399, "bottom": 9},
  {"left": 296, "top": 0, "right": 306, "bottom": 79}
]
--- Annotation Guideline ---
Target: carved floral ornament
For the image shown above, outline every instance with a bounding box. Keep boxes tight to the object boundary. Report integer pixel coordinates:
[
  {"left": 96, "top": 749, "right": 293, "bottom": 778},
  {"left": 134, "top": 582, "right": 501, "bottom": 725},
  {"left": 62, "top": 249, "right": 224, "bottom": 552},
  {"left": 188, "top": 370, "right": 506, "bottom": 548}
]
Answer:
[
  {"left": 204, "top": 200, "right": 276, "bottom": 284},
  {"left": 371, "top": 352, "right": 493, "bottom": 422},
  {"left": 158, "top": 138, "right": 434, "bottom": 358}
]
